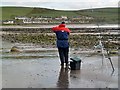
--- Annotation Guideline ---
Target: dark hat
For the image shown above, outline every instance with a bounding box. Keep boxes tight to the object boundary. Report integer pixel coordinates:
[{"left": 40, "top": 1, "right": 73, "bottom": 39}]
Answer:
[{"left": 61, "top": 21, "right": 65, "bottom": 24}]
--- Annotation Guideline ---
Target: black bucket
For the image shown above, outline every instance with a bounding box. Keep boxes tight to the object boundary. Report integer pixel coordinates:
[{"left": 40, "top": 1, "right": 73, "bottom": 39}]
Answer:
[{"left": 70, "top": 57, "right": 81, "bottom": 70}]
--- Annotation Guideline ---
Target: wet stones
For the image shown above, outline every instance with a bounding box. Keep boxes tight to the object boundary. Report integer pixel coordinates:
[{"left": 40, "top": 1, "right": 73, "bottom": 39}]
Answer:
[{"left": 10, "top": 46, "right": 21, "bottom": 52}]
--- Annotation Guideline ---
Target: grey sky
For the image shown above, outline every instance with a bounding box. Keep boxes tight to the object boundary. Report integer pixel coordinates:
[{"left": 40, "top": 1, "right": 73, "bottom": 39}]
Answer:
[{"left": 1, "top": 0, "right": 119, "bottom": 10}]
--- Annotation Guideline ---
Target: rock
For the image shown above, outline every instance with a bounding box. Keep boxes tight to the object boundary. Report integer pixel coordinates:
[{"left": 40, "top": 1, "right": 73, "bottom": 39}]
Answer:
[
  {"left": 97, "top": 50, "right": 101, "bottom": 53},
  {"left": 73, "top": 76, "right": 77, "bottom": 78},
  {"left": 110, "top": 51, "right": 118, "bottom": 54},
  {"left": 10, "top": 46, "right": 21, "bottom": 52},
  {"left": 37, "top": 74, "right": 39, "bottom": 76},
  {"left": 91, "top": 80, "right": 93, "bottom": 82}
]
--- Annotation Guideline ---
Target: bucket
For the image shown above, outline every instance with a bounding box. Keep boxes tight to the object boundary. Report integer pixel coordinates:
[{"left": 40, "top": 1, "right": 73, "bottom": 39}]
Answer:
[{"left": 70, "top": 57, "right": 81, "bottom": 70}]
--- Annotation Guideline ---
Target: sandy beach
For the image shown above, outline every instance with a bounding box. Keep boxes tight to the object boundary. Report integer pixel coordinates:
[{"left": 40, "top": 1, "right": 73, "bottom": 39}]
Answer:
[{"left": 1, "top": 41, "right": 118, "bottom": 88}]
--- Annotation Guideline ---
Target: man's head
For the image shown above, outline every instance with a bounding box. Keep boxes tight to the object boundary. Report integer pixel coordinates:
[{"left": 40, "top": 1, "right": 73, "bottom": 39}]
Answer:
[
  {"left": 59, "top": 21, "right": 65, "bottom": 27},
  {"left": 61, "top": 21, "right": 65, "bottom": 24}
]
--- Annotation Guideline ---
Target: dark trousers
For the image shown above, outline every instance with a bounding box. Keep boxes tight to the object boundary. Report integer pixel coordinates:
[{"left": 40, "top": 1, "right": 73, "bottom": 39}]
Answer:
[{"left": 58, "top": 47, "right": 69, "bottom": 65}]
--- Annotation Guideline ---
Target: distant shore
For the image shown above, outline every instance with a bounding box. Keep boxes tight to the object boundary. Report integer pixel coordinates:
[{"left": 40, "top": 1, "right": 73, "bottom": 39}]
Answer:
[{"left": 0, "top": 24, "right": 118, "bottom": 29}]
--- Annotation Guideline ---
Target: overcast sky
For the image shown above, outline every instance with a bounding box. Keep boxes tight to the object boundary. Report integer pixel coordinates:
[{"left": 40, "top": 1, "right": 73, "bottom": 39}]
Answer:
[{"left": 1, "top": 0, "right": 119, "bottom": 10}]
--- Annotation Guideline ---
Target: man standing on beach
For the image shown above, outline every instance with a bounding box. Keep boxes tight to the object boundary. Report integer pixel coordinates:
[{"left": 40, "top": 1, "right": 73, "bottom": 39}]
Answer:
[{"left": 52, "top": 22, "right": 71, "bottom": 67}]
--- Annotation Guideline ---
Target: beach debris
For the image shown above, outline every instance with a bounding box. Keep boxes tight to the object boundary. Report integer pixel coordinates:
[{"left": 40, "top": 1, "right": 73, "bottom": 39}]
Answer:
[
  {"left": 37, "top": 74, "right": 40, "bottom": 76},
  {"left": 10, "top": 46, "right": 21, "bottom": 52}
]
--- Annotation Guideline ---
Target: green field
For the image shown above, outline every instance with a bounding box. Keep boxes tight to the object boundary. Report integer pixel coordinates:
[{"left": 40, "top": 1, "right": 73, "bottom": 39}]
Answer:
[
  {"left": 1, "top": 7, "right": 33, "bottom": 20},
  {"left": 1, "top": 7, "right": 79, "bottom": 19},
  {"left": 1, "top": 6, "right": 119, "bottom": 24},
  {"left": 77, "top": 8, "right": 119, "bottom": 24}
]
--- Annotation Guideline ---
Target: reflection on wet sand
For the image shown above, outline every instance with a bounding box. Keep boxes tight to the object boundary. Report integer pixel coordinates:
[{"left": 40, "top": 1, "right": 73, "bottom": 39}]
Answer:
[
  {"left": 56, "top": 66, "right": 81, "bottom": 88},
  {"left": 70, "top": 70, "right": 81, "bottom": 79},
  {"left": 57, "top": 66, "right": 69, "bottom": 88}
]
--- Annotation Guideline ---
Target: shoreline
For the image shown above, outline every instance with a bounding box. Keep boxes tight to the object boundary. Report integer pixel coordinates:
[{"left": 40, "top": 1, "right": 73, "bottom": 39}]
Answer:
[
  {"left": 2, "top": 33, "right": 119, "bottom": 49},
  {"left": 1, "top": 40, "right": 118, "bottom": 57},
  {"left": 0, "top": 24, "right": 119, "bottom": 29}
]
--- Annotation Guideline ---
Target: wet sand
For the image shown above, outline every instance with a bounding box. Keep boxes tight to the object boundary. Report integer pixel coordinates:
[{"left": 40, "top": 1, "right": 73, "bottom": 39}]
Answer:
[
  {"left": 1, "top": 42, "right": 118, "bottom": 88},
  {"left": 2, "top": 55, "right": 118, "bottom": 88}
]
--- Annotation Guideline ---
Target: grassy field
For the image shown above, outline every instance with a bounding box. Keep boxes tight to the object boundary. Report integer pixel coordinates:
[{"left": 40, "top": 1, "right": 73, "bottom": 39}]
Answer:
[
  {"left": 77, "top": 8, "right": 119, "bottom": 24},
  {"left": 1, "top": 7, "right": 79, "bottom": 20},
  {"left": 1, "top": 7, "right": 33, "bottom": 20},
  {"left": 1, "top": 6, "right": 119, "bottom": 24}
]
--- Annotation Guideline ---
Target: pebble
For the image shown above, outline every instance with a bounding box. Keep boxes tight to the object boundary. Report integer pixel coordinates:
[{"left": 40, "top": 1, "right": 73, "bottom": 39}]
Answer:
[{"left": 37, "top": 74, "right": 39, "bottom": 75}]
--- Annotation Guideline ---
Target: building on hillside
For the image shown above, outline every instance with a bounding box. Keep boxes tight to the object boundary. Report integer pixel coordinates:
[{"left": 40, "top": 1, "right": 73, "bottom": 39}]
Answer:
[
  {"left": 15, "top": 16, "right": 29, "bottom": 20},
  {"left": 54, "top": 17, "right": 62, "bottom": 20},
  {"left": 3, "top": 20, "right": 14, "bottom": 24},
  {"left": 61, "top": 16, "right": 68, "bottom": 20},
  {"left": 85, "top": 17, "right": 94, "bottom": 19},
  {"left": 23, "top": 18, "right": 33, "bottom": 23}
]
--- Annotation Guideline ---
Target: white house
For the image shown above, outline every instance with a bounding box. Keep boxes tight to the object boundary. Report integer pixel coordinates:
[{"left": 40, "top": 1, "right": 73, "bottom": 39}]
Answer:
[
  {"left": 61, "top": 16, "right": 68, "bottom": 19},
  {"left": 15, "top": 16, "right": 28, "bottom": 20},
  {"left": 3, "top": 20, "right": 14, "bottom": 24}
]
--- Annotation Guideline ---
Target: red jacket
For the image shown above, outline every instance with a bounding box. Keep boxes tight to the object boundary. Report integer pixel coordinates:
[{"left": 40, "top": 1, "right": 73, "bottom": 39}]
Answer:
[
  {"left": 52, "top": 24, "right": 71, "bottom": 33},
  {"left": 52, "top": 24, "right": 71, "bottom": 48}
]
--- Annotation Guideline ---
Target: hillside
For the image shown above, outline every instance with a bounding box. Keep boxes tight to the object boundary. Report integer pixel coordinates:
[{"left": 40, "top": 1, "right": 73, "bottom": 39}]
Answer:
[
  {"left": 77, "top": 8, "right": 119, "bottom": 24},
  {"left": 1, "top": 7, "right": 33, "bottom": 20},
  {"left": 1, "top": 7, "right": 79, "bottom": 20},
  {"left": 1, "top": 6, "right": 119, "bottom": 24}
]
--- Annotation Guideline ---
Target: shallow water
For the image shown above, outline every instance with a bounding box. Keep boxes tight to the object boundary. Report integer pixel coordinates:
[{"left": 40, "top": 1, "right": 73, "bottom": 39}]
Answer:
[{"left": 1, "top": 41, "right": 118, "bottom": 88}]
